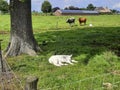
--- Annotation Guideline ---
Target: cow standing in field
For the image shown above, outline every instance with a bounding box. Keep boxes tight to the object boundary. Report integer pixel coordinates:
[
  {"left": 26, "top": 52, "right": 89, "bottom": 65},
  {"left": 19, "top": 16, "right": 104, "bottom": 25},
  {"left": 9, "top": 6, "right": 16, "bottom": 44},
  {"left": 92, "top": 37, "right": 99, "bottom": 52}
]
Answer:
[
  {"left": 79, "top": 17, "right": 87, "bottom": 25},
  {"left": 66, "top": 17, "right": 75, "bottom": 26}
]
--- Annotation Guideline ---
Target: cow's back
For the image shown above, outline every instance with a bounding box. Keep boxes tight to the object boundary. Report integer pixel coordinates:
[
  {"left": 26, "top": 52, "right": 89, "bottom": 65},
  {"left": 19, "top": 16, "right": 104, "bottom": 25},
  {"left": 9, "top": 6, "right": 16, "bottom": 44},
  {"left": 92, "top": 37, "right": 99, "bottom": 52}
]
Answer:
[
  {"left": 79, "top": 17, "right": 87, "bottom": 25},
  {"left": 79, "top": 17, "right": 86, "bottom": 22}
]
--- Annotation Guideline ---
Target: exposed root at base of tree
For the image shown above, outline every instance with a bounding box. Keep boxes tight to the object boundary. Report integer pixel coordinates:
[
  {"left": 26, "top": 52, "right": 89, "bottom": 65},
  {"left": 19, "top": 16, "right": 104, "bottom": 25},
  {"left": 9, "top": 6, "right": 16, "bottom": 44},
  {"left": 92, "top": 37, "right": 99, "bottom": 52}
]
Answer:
[{"left": 4, "top": 37, "right": 42, "bottom": 57}]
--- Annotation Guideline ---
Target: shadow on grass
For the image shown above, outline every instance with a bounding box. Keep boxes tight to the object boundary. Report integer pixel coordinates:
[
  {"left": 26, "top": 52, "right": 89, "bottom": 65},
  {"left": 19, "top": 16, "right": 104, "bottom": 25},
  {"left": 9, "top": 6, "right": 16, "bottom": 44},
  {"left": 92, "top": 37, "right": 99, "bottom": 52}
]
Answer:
[{"left": 35, "top": 27, "right": 120, "bottom": 64}]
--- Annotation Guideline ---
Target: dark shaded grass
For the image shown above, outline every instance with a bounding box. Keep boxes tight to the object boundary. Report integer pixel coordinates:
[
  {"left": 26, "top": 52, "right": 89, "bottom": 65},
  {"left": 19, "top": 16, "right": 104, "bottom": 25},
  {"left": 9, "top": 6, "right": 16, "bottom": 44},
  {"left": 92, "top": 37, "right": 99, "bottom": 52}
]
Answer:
[{"left": 35, "top": 27, "right": 120, "bottom": 63}]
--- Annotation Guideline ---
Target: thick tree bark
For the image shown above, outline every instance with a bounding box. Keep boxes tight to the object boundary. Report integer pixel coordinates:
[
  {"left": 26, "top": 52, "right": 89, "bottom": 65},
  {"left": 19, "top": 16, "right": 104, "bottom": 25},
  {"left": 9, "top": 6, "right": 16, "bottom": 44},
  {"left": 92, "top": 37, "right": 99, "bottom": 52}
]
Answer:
[{"left": 5, "top": 0, "right": 41, "bottom": 57}]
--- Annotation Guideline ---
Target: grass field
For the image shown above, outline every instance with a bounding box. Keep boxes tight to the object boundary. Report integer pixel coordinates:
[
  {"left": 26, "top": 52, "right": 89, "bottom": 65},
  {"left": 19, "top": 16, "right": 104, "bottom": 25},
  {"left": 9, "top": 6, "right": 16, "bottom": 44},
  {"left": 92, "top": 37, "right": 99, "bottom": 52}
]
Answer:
[{"left": 0, "top": 15, "right": 120, "bottom": 90}]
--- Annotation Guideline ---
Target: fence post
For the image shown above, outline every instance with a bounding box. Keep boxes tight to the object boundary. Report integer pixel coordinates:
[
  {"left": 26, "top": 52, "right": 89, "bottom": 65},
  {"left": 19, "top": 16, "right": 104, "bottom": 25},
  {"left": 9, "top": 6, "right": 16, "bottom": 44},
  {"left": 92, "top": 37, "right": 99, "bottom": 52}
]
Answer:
[
  {"left": 25, "top": 76, "right": 39, "bottom": 90},
  {"left": 0, "top": 39, "right": 4, "bottom": 73}
]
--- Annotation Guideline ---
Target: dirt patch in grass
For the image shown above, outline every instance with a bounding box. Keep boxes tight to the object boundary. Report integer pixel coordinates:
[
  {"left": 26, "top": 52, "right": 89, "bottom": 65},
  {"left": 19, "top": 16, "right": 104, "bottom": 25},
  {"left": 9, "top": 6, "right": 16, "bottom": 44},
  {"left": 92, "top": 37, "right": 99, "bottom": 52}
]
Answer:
[
  {"left": 0, "top": 31, "right": 9, "bottom": 34},
  {"left": 111, "top": 70, "right": 120, "bottom": 76}
]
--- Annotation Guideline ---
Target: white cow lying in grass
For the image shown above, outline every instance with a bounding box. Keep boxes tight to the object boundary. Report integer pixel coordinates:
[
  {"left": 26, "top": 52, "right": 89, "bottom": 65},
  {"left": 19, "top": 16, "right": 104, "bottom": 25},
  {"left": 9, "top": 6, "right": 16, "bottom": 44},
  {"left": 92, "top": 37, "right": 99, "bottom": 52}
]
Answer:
[{"left": 48, "top": 55, "right": 78, "bottom": 66}]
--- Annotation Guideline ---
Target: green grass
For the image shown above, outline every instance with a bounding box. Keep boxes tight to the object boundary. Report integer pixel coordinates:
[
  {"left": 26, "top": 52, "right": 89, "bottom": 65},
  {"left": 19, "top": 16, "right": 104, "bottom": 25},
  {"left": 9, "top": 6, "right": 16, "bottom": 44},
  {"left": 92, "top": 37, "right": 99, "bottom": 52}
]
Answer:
[
  {"left": 0, "top": 15, "right": 120, "bottom": 90},
  {"left": 1, "top": 15, "right": 120, "bottom": 32},
  {"left": 0, "top": 15, "right": 10, "bottom": 31}
]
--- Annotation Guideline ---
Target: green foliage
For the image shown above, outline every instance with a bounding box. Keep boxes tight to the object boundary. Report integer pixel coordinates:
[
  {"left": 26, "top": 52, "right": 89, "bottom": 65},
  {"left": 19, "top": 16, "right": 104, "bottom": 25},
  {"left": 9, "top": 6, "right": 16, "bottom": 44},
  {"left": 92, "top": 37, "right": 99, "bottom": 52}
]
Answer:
[
  {"left": 111, "top": 9, "right": 120, "bottom": 14},
  {"left": 41, "top": 0, "right": 52, "bottom": 13},
  {"left": 0, "top": 0, "right": 9, "bottom": 13},
  {"left": 64, "top": 5, "right": 80, "bottom": 10},
  {"left": 87, "top": 3, "right": 96, "bottom": 10}
]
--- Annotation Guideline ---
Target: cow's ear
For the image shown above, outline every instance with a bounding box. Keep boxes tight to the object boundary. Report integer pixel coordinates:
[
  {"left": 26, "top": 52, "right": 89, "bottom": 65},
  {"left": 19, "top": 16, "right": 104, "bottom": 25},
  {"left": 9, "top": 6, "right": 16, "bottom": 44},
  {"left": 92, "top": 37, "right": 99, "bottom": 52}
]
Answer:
[{"left": 70, "top": 54, "right": 72, "bottom": 57}]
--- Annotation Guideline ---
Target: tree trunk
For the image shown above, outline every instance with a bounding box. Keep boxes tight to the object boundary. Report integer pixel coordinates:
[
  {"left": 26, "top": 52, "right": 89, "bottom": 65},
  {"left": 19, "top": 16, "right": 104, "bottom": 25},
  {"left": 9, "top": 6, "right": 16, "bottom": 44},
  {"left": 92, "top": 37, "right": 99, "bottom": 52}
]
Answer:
[
  {"left": 0, "top": 40, "right": 3, "bottom": 73},
  {"left": 5, "top": 0, "right": 41, "bottom": 57}
]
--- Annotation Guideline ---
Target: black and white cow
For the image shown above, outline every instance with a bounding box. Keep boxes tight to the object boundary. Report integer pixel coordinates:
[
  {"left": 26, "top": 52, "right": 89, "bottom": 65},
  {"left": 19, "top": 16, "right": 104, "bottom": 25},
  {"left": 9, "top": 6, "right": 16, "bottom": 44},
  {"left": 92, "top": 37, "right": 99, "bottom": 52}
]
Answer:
[{"left": 66, "top": 17, "right": 75, "bottom": 26}]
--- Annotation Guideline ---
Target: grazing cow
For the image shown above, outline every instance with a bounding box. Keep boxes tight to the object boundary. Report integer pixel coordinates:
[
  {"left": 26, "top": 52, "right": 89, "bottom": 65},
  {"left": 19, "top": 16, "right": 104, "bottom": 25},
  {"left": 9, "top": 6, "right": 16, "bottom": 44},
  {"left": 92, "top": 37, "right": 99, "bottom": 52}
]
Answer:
[
  {"left": 79, "top": 17, "right": 87, "bottom": 25},
  {"left": 66, "top": 17, "right": 75, "bottom": 26}
]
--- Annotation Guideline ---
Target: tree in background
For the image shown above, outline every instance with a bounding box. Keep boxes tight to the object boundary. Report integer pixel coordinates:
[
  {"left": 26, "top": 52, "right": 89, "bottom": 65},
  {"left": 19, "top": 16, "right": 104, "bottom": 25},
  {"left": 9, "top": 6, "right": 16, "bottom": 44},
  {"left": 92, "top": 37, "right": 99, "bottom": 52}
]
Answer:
[
  {"left": 5, "top": 0, "right": 41, "bottom": 57},
  {"left": 111, "top": 9, "right": 120, "bottom": 14},
  {"left": 41, "top": 0, "right": 52, "bottom": 13},
  {"left": 64, "top": 6, "right": 80, "bottom": 10},
  {"left": 0, "top": 0, "right": 9, "bottom": 13},
  {"left": 87, "top": 3, "right": 96, "bottom": 10}
]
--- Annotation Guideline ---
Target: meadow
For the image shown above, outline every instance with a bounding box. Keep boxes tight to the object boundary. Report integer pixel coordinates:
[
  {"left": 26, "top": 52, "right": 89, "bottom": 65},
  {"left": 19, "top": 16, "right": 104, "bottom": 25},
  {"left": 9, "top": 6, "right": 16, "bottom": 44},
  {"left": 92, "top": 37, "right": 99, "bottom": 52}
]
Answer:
[{"left": 0, "top": 14, "right": 120, "bottom": 90}]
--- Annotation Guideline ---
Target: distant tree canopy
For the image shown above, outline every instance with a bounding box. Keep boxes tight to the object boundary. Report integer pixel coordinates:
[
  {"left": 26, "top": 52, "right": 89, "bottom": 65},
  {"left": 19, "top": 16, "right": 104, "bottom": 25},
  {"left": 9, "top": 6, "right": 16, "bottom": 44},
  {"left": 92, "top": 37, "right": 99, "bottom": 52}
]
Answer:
[
  {"left": 64, "top": 4, "right": 96, "bottom": 10},
  {"left": 87, "top": 3, "right": 96, "bottom": 10},
  {"left": 111, "top": 9, "right": 120, "bottom": 13},
  {"left": 41, "top": 0, "right": 52, "bottom": 13},
  {"left": 64, "top": 6, "right": 80, "bottom": 10},
  {"left": 0, "top": 0, "right": 9, "bottom": 13}
]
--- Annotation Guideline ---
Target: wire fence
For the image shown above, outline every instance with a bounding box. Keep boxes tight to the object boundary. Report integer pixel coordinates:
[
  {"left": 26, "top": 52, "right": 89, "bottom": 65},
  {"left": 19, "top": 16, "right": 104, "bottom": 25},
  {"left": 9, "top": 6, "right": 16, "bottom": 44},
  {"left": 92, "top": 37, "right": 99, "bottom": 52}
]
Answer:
[
  {"left": 0, "top": 60, "right": 24, "bottom": 90},
  {"left": 0, "top": 40, "right": 24, "bottom": 90},
  {"left": 39, "top": 72, "right": 120, "bottom": 90},
  {"left": 1, "top": 38, "right": 120, "bottom": 90},
  {"left": 0, "top": 18, "right": 120, "bottom": 90}
]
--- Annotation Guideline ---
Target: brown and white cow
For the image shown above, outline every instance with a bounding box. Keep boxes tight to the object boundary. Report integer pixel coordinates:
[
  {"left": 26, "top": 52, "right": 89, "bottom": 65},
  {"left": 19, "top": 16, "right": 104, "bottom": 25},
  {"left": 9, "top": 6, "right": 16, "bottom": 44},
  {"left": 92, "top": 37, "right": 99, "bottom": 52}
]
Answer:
[{"left": 78, "top": 17, "right": 87, "bottom": 25}]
